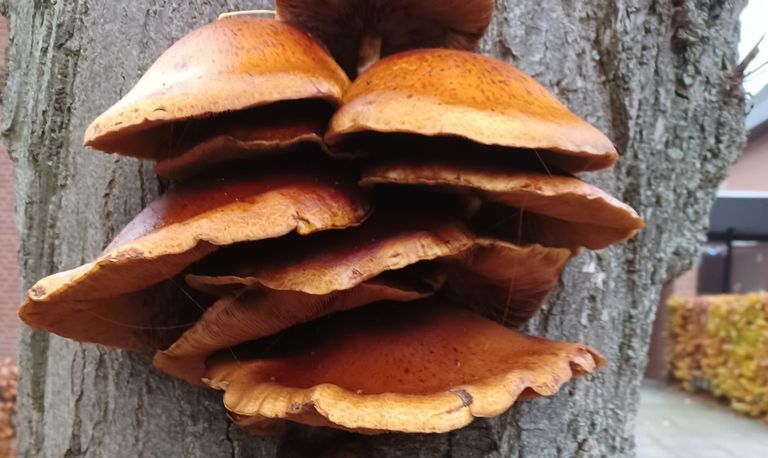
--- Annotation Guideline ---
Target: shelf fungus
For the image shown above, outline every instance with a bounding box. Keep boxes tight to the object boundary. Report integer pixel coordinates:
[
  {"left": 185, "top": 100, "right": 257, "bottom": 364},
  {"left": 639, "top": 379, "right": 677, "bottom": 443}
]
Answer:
[
  {"left": 154, "top": 213, "right": 471, "bottom": 384},
  {"left": 326, "top": 49, "right": 619, "bottom": 173},
  {"left": 21, "top": 4, "right": 641, "bottom": 439},
  {"left": 443, "top": 238, "right": 571, "bottom": 327},
  {"left": 154, "top": 269, "right": 445, "bottom": 386},
  {"left": 202, "top": 301, "right": 605, "bottom": 435},
  {"left": 84, "top": 17, "right": 349, "bottom": 180},
  {"left": 361, "top": 158, "right": 644, "bottom": 250},
  {"left": 275, "top": 0, "right": 494, "bottom": 77},
  {"left": 183, "top": 213, "right": 476, "bottom": 297},
  {"left": 18, "top": 171, "right": 370, "bottom": 351}
]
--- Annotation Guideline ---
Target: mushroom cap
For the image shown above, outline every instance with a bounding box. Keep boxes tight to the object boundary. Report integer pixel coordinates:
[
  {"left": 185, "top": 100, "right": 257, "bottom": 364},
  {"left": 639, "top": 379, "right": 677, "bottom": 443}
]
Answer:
[
  {"left": 204, "top": 301, "right": 605, "bottom": 435},
  {"left": 18, "top": 171, "right": 370, "bottom": 347},
  {"left": 446, "top": 239, "right": 571, "bottom": 327},
  {"left": 16, "top": 282, "right": 212, "bottom": 352},
  {"left": 154, "top": 103, "right": 328, "bottom": 181},
  {"left": 155, "top": 269, "right": 444, "bottom": 385},
  {"left": 84, "top": 17, "right": 349, "bottom": 158},
  {"left": 361, "top": 159, "right": 644, "bottom": 249},
  {"left": 185, "top": 213, "right": 475, "bottom": 297},
  {"left": 470, "top": 203, "right": 633, "bottom": 251},
  {"left": 275, "top": 0, "right": 494, "bottom": 78},
  {"left": 326, "top": 49, "right": 618, "bottom": 172}
]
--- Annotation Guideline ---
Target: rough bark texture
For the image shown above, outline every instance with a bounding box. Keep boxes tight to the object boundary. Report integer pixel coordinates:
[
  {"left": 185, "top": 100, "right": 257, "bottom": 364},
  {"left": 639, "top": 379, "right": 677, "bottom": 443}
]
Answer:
[{"left": 2, "top": 0, "right": 746, "bottom": 456}]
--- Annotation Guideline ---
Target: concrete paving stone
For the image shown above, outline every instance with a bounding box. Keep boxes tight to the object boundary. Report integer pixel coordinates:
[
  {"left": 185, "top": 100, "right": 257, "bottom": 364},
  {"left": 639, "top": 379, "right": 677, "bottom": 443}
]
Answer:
[
  {"left": 636, "top": 380, "right": 768, "bottom": 458},
  {"left": 637, "top": 446, "right": 680, "bottom": 458}
]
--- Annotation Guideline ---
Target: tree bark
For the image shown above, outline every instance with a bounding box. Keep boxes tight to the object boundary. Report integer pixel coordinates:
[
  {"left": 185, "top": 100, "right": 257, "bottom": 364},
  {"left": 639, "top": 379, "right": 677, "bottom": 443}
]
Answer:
[{"left": 2, "top": 0, "right": 746, "bottom": 456}]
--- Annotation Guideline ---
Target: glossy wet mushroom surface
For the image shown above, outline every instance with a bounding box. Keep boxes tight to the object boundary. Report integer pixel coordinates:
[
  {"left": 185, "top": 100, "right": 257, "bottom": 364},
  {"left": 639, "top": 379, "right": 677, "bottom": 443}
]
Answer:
[
  {"left": 19, "top": 168, "right": 370, "bottom": 351},
  {"left": 84, "top": 17, "right": 348, "bottom": 180},
  {"left": 18, "top": 8, "right": 645, "bottom": 438},
  {"left": 204, "top": 301, "right": 604, "bottom": 434},
  {"left": 184, "top": 211, "right": 476, "bottom": 296},
  {"left": 327, "top": 49, "right": 619, "bottom": 173},
  {"left": 154, "top": 267, "right": 444, "bottom": 385}
]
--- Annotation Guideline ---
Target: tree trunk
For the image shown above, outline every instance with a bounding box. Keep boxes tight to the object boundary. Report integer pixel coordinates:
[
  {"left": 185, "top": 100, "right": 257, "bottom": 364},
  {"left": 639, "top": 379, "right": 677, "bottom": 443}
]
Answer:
[{"left": 2, "top": 0, "right": 746, "bottom": 456}]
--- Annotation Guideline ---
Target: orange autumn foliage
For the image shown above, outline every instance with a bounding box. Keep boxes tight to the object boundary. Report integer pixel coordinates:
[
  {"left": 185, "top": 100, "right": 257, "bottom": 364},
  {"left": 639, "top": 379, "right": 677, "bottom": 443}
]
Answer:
[{"left": 668, "top": 293, "right": 768, "bottom": 420}]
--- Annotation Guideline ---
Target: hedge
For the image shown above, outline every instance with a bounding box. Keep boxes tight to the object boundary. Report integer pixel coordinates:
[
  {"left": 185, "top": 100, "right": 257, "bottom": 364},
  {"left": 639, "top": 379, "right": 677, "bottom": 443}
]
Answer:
[
  {"left": 668, "top": 293, "right": 768, "bottom": 419},
  {"left": 0, "top": 358, "right": 16, "bottom": 457}
]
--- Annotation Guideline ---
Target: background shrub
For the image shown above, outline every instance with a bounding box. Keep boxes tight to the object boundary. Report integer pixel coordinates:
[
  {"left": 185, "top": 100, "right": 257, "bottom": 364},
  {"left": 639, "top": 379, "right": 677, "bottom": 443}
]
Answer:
[{"left": 668, "top": 293, "right": 768, "bottom": 419}]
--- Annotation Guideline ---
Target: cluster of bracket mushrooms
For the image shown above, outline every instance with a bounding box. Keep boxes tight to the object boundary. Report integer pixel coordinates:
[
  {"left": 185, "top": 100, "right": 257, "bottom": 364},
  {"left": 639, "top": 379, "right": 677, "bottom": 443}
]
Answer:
[{"left": 19, "top": 1, "right": 643, "bottom": 436}]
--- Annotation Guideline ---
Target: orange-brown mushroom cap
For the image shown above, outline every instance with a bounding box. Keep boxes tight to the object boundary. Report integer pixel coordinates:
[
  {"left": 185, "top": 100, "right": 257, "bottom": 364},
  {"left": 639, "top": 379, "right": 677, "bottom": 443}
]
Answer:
[
  {"left": 185, "top": 213, "right": 475, "bottom": 297},
  {"left": 204, "top": 301, "right": 605, "bottom": 435},
  {"left": 153, "top": 106, "right": 327, "bottom": 181},
  {"left": 16, "top": 282, "right": 212, "bottom": 352},
  {"left": 155, "top": 270, "right": 444, "bottom": 385},
  {"left": 183, "top": 212, "right": 569, "bottom": 328},
  {"left": 361, "top": 159, "right": 644, "bottom": 249},
  {"left": 445, "top": 239, "right": 571, "bottom": 327},
  {"left": 326, "top": 49, "right": 618, "bottom": 172},
  {"left": 275, "top": 0, "right": 494, "bottom": 78},
  {"left": 18, "top": 171, "right": 370, "bottom": 349},
  {"left": 84, "top": 17, "right": 348, "bottom": 159}
]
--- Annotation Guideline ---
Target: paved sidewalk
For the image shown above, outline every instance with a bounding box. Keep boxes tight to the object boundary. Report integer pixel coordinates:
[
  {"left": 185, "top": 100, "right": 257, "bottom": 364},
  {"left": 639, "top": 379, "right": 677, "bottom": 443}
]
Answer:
[{"left": 636, "top": 380, "right": 768, "bottom": 457}]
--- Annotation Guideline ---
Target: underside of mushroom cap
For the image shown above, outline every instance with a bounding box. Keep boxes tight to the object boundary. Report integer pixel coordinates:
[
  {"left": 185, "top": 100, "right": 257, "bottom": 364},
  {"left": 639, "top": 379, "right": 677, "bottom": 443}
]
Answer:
[
  {"left": 326, "top": 49, "right": 618, "bottom": 172},
  {"left": 183, "top": 207, "right": 569, "bottom": 329},
  {"left": 153, "top": 101, "right": 330, "bottom": 181},
  {"left": 204, "top": 301, "right": 605, "bottom": 435},
  {"left": 444, "top": 238, "right": 571, "bottom": 327},
  {"left": 185, "top": 212, "right": 475, "bottom": 297},
  {"left": 18, "top": 281, "right": 211, "bottom": 352},
  {"left": 18, "top": 170, "right": 370, "bottom": 346},
  {"left": 84, "top": 17, "right": 349, "bottom": 158},
  {"left": 276, "top": 0, "right": 494, "bottom": 78},
  {"left": 470, "top": 202, "right": 635, "bottom": 251},
  {"left": 361, "top": 158, "right": 644, "bottom": 249},
  {"left": 155, "top": 268, "right": 444, "bottom": 385}
]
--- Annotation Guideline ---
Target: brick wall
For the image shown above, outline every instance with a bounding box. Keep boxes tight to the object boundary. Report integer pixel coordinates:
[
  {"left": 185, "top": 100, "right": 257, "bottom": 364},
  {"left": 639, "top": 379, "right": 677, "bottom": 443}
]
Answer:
[
  {"left": 721, "top": 131, "right": 768, "bottom": 192},
  {"left": 671, "top": 267, "right": 699, "bottom": 298},
  {"left": 0, "top": 16, "right": 21, "bottom": 358}
]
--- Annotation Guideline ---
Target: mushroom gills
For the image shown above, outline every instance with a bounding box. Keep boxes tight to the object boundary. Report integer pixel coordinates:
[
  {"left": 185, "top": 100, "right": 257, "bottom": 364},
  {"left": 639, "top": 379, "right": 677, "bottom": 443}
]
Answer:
[
  {"left": 471, "top": 203, "right": 640, "bottom": 251},
  {"left": 20, "top": 279, "right": 213, "bottom": 352},
  {"left": 332, "top": 131, "right": 597, "bottom": 173},
  {"left": 442, "top": 238, "right": 571, "bottom": 327},
  {"left": 154, "top": 265, "right": 446, "bottom": 386},
  {"left": 17, "top": 169, "right": 370, "bottom": 351},
  {"left": 326, "top": 49, "right": 619, "bottom": 173},
  {"left": 203, "top": 300, "right": 605, "bottom": 435},
  {"left": 183, "top": 210, "right": 570, "bottom": 329},
  {"left": 84, "top": 17, "right": 349, "bottom": 159},
  {"left": 184, "top": 210, "right": 477, "bottom": 297},
  {"left": 359, "top": 152, "right": 644, "bottom": 250},
  {"left": 154, "top": 99, "right": 334, "bottom": 180}
]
